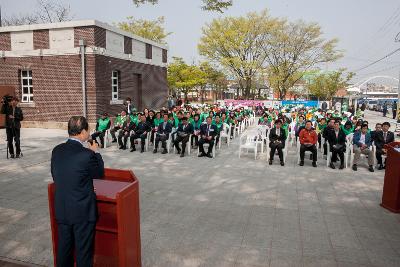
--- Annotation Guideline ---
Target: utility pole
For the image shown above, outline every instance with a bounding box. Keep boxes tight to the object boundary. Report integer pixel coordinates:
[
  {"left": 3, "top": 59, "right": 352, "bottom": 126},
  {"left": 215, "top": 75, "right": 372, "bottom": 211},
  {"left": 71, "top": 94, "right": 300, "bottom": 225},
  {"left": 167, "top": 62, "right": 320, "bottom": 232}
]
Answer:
[
  {"left": 0, "top": 5, "right": 3, "bottom": 27},
  {"left": 396, "top": 32, "right": 400, "bottom": 122}
]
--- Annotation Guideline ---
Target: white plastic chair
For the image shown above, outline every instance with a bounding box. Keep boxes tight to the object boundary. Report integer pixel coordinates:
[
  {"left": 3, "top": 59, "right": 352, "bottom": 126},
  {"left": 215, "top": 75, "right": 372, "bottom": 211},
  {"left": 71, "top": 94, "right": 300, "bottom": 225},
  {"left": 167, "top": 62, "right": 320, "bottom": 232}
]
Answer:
[
  {"left": 219, "top": 123, "right": 231, "bottom": 149},
  {"left": 153, "top": 132, "right": 173, "bottom": 153},
  {"left": 239, "top": 133, "right": 258, "bottom": 160}
]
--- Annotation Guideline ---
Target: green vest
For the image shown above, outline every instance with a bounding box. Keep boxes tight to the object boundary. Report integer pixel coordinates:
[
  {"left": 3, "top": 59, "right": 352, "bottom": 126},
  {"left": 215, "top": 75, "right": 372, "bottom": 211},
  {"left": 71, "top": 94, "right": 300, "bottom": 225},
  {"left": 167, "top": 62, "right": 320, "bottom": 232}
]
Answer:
[
  {"left": 98, "top": 118, "right": 110, "bottom": 132},
  {"left": 154, "top": 118, "right": 163, "bottom": 127},
  {"left": 130, "top": 115, "right": 139, "bottom": 125}
]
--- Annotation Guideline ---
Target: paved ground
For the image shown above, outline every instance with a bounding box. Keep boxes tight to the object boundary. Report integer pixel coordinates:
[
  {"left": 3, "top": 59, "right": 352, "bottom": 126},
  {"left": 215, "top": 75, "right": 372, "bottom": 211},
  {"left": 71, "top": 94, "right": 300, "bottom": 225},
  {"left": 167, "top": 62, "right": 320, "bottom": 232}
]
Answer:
[{"left": 0, "top": 110, "right": 399, "bottom": 267}]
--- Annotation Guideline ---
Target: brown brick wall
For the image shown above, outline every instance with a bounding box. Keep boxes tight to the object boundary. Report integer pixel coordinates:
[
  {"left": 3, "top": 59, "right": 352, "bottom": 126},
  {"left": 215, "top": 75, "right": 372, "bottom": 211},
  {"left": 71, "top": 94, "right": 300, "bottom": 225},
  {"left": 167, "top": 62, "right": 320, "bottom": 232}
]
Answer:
[
  {"left": 74, "top": 26, "right": 106, "bottom": 48},
  {"left": 124, "top": 36, "right": 132, "bottom": 54},
  {"left": 0, "top": 32, "right": 11, "bottom": 51},
  {"left": 95, "top": 55, "right": 168, "bottom": 116},
  {"left": 0, "top": 54, "right": 167, "bottom": 124},
  {"left": 33, "top": 30, "right": 49, "bottom": 50}
]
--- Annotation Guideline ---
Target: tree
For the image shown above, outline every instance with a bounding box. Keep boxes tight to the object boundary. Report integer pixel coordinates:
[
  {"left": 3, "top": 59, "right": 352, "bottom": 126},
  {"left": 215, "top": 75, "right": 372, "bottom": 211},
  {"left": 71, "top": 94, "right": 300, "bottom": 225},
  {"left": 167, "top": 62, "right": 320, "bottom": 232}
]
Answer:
[
  {"left": 132, "top": 0, "right": 232, "bottom": 12},
  {"left": 198, "top": 10, "right": 279, "bottom": 99},
  {"left": 199, "top": 62, "right": 228, "bottom": 103},
  {"left": 1, "top": 0, "right": 73, "bottom": 26},
  {"left": 115, "top": 16, "right": 171, "bottom": 44},
  {"left": 263, "top": 20, "right": 342, "bottom": 100},
  {"left": 307, "top": 70, "right": 354, "bottom": 100},
  {"left": 168, "top": 57, "right": 207, "bottom": 102}
]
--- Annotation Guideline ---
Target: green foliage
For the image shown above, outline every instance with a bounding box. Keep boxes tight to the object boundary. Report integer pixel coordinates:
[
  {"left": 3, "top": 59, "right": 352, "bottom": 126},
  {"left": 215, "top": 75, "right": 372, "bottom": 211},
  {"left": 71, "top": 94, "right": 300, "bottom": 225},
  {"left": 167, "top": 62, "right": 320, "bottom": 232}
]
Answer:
[
  {"left": 115, "top": 16, "right": 171, "bottom": 44},
  {"left": 198, "top": 10, "right": 278, "bottom": 98},
  {"left": 307, "top": 70, "right": 354, "bottom": 100},
  {"left": 167, "top": 57, "right": 207, "bottom": 101},
  {"left": 264, "top": 20, "right": 343, "bottom": 99},
  {"left": 132, "top": 0, "right": 232, "bottom": 12}
]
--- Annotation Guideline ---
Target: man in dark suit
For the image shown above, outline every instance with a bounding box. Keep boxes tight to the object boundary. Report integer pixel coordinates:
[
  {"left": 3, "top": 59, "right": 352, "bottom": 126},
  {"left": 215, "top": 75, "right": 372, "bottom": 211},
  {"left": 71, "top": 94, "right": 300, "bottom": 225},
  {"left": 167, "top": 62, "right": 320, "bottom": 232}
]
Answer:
[
  {"left": 118, "top": 116, "right": 136, "bottom": 150},
  {"left": 269, "top": 119, "right": 286, "bottom": 166},
  {"left": 327, "top": 120, "right": 346, "bottom": 169},
  {"left": 198, "top": 116, "right": 218, "bottom": 158},
  {"left": 154, "top": 113, "right": 173, "bottom": 154},
  {"left": 1, "top": 96, "right": 23, "bottom": 158},
  {"left": 130, "top": 114, "right": 152, "bottom": 153},
  {"left": 173, "top": 117, "right": 193, "bottom": 157},
  {"left": 124, "top": 97, "right": 136, "bottom": 115},
  {"left": 51, "top": 116, "right": 104, "bottom": 267},
  {"left": 375, "top": 121, "right": 395, "bottom": 170}
]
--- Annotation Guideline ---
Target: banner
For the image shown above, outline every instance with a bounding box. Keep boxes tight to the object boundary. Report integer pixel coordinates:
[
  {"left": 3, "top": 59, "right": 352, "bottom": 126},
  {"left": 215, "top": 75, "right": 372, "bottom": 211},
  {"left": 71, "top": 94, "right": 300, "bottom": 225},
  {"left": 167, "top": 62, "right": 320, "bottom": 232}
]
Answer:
[{"left": 281, "top": 100, "right": 319, "bottom": 107}]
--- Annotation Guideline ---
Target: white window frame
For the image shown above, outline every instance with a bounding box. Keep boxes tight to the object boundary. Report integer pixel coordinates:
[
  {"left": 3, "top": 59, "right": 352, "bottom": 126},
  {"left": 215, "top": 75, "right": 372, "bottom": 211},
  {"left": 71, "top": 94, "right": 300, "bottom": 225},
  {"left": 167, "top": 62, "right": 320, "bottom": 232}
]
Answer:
[
  {"left": 112, "top": 70, "right": 120, "bottom": 101},
  {"left": 21, "top": 70, "right": 33, "bottom": 103}
]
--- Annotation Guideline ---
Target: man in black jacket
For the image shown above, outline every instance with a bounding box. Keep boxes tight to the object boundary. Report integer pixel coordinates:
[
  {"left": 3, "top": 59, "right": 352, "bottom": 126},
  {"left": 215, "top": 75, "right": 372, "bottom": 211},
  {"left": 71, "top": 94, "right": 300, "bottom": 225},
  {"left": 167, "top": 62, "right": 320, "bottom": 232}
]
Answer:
[
  {"left": 130, "top": 114, "right": 152, "bottom": 153},
  {"left": 1, "top": 97, "right": 23, "bottom": 158},
  {"left": 198, "top": 116, "right": 218, "bottom": 158},
  {"left": 51, "top": 116, "right": 104, "bottom": 267},
  {"left": 154, "top": 114, "right": 172, "bottom": 154},
  {"left": 269, "top": 119, "right": 286, "bottom": 166},
  {"left": 118, "top": 116, "right": 136, "bottom": 150},
  {"left": 375, "top": 122, "right": 395, "bottom": 170},
  {"left": 327, "top": 120, "right": 346, "bottom": 169},
  {"left": 322, "top": 118, "right": 335, "bottom": 157},
  {"left": 173, "top": 117, "right": 193, "bottom": 157}
]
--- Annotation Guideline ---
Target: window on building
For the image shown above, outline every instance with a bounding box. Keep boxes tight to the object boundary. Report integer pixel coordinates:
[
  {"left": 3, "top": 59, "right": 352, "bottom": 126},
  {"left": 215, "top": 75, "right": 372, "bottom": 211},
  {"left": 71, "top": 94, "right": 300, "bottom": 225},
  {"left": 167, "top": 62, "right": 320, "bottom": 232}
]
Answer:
[
  {"left": 21, "top": 70, "right": 33, "bottom": 103},
  {"left": 146, "top": 44, "right": 152, "bottom": 59},
  {"left": 162, "top": 49, "right": 168, "bottom": 63},
  {"left": 112, "top": 70, "right": 120, "bottom": 100}
]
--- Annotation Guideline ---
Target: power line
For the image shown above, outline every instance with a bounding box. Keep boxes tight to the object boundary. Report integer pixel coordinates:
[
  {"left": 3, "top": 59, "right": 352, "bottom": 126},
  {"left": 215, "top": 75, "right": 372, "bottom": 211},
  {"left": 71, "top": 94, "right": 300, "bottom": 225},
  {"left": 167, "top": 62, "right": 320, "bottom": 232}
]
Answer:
[
  {"left": 352, "top": 48, "right": 400, "bottom": 73},
  {"left": 356, "top": 63, "right": 400, "bottom": 78}
]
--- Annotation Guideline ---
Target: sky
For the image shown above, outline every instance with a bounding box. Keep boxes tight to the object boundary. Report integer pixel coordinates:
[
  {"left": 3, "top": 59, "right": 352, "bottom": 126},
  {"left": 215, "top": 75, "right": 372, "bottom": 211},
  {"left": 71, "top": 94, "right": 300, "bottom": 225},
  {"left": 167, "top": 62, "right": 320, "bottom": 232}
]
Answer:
[{"left": 2, "top": 0, "right": 400, "bottom": 86}]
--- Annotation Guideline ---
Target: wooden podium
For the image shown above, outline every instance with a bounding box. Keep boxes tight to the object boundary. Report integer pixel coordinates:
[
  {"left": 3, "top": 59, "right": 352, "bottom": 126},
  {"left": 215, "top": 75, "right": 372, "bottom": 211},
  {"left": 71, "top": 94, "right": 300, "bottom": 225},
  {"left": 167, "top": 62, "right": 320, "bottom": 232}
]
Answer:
[
  {"left": 48, "top": 168, "right": 141, "bottom": 267},
  {"left": 381, "top": 142, "right": 400, "bottom": 213}
]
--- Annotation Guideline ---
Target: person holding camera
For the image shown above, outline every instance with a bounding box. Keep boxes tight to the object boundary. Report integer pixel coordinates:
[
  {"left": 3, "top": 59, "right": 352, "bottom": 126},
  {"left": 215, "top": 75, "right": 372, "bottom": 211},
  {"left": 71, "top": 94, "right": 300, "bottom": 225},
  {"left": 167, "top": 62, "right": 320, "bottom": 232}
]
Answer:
[{"left": 1, "top": 96, "right": 23, "bottom": 158}]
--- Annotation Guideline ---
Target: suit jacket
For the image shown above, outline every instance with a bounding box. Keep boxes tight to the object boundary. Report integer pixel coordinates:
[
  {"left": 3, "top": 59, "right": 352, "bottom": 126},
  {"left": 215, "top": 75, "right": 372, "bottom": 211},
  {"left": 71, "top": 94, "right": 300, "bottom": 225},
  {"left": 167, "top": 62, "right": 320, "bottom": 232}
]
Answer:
[
  {"left": 269, "top": 127, "right": 286, "bottom": 148},
  {"left": 177, "top": 123, "right": 194, "bottom": 136},
  {"left": 200, "top": 123, "right": 218, "bottom": 139},
  {"left": 1, "top": 105, "right": 23, "bottom": 128},
  {"left": 353, "top": 131, "right": 372, "bottom": 148},
  {"left": 121, "top": 121, "right": 136, "bottom": 134},
  {"left": 135, "top": 121, "right": 152, "bottom": 135},
  {"left": 327, "top": 129, "right": 346, "bottom": 149},
  {"left": 157, "top": 121, "right": 173, "bottom": 138},
  {"left": 51, "top": 139, "right": 104, "bottom": 224},
  {"left": 374, "top": 131, "right": 395, "bottom": 150}
]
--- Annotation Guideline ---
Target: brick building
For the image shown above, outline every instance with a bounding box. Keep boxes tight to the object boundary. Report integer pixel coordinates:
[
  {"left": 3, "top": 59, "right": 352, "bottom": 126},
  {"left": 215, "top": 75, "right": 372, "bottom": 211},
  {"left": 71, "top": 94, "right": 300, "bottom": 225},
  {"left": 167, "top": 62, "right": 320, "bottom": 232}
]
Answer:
[{"left": 0, "top": 20, "right": 168, "bottom": 127}]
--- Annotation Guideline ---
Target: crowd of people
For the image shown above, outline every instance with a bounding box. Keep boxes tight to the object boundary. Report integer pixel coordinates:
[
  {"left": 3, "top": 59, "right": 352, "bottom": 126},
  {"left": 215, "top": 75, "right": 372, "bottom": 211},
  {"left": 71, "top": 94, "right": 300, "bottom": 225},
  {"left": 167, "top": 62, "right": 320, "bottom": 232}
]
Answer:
[
  {"left": 91, "top": 98, "right": 254, "bottom": 158},
  {"left": 90, "top": 97, "right": 397, "bottom": 171}
]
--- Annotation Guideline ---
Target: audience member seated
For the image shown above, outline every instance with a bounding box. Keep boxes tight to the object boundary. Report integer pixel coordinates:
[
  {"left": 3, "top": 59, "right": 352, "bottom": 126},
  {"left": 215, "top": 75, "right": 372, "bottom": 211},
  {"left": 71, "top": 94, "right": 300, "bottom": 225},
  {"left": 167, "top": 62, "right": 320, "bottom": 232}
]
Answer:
[
  {"left": 191, "top": 114, "right": 202, "bottom": 149},
  {"left": 173, "top": 117, "right": 193, "bottom": 157},
  {"left": 91, "top": 112, "right": 111, "bottom": 148},
  {"left": 213, "top": 115, "right": 223, "bottom": 147},
  {"left": 268, "top": 119, "right": 286, "bottom": 166},
  {"left": 322, "top": 118, "right": 335, "bottom": 157},
  {"left": 198, "top": 116, "right": 218, "bottom": 158},
  {"left": 352, "top": 123, "right": 374, "bottom": 172},
  {"left": 110, "top": 110, "right": 127, "bottom": 142},
  {"left": 130, "top": 114, "right": 152, "bottom": 153},
  {"left": 375, "top": 122, "right": 395, "bottom": 170},
  {"left": 153, "top": 114, "right": 173, "bottom": 154},
  {"left": 118, "top": 116, "right": 136, "bottom": 150},
  {"left": 370, "top": 123, "right": 382, "bottom": 143},
  {"left": 327, "top": 120, "right": 346, "bottom": 169},
  {"left": 299, "top": 120, "right": 318, "bottom": 167}
]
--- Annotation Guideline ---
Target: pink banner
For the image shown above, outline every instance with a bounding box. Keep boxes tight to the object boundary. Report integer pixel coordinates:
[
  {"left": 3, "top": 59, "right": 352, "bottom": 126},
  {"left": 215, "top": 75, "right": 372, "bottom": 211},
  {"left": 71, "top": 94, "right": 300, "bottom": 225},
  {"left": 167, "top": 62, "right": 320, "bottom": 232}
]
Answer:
[{"left": 223, "top": 99, "right": 265, "bottom": 106}]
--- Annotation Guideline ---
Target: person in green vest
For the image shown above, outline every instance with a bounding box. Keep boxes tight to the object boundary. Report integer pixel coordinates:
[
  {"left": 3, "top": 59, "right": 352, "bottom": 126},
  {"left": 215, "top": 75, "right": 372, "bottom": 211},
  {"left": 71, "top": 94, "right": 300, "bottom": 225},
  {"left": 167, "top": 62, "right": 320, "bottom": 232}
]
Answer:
[
  {"left": 213, "top": 115, "right": 224, "bottom": 147},
  {"left": 111, "top": 110, "right": 128, "bottom": 143},
  {"left": 129, "top": 113, "right": 139, "bottom": 126},
  {"left": 341, "top": 120, "right": 354, "bottom": 136},
  {"left": 316, "top": 118, "right": 327, "bottom": 149},
  {"left": 91, "top": 112, "right": 111, "bottom": 148},
  {"left": 153, "top": 112, "right": 163, "bottom": 128},
  {"left": 191, "top": 114, "right": 202, "bottom": 148}
]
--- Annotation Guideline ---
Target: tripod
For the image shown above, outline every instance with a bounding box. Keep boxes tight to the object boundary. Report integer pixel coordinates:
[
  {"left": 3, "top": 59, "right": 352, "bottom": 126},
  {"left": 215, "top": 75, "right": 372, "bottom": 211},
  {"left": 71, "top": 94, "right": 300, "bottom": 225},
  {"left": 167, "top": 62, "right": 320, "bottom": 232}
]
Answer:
[{"left": 5, "top": 125, "right": 23, "bottom": 159}]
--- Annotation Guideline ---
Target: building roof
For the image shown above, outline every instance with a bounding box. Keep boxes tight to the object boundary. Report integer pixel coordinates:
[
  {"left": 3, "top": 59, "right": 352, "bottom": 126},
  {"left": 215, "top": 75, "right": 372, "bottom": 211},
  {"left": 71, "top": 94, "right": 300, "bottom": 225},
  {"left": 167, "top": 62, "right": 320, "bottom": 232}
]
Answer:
[{"left": 0, "top": 19, "right": 168, "bottom": 50}]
